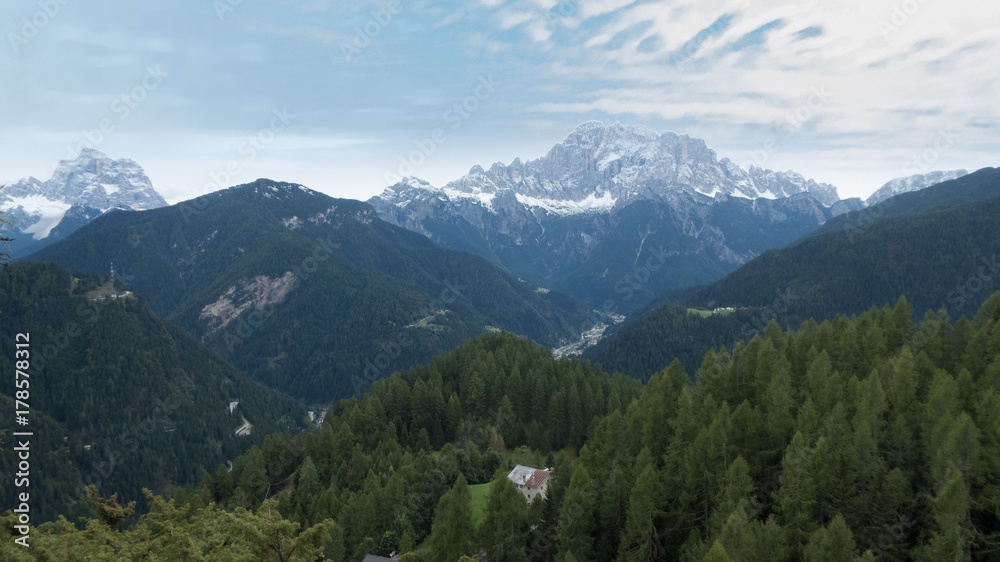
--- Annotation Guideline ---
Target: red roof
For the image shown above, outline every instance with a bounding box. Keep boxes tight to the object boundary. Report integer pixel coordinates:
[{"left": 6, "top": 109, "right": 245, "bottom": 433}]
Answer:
[
  {"left": 526, "top": 469, "right": 549, "bottom": 489},
  {"left": 508, "top": 465, "right": 551, "bottom": 488}
]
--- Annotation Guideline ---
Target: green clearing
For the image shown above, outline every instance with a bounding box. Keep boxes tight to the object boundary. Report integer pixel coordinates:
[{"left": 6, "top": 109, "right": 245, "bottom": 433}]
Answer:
[
  {"left": 687, "top": 307, "right": 734, "bottom": 317},
  {"left": 469, "top": 482, "right": 491, "bottom": 526}
]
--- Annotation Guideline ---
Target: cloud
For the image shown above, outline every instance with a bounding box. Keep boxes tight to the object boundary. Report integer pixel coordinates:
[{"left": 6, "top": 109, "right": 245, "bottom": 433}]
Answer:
[
  {"left": 795, "top": 26, "right": 823, "bottom": 41},
  {"left": 2, "top": 0, "right": 998, "bottom": 201},
  {"left": 728, "top": 18, "right": 786, "bottom": 52}
]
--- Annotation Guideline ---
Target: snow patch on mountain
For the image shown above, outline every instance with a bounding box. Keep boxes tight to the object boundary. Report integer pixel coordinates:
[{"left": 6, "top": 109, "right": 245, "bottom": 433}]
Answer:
[
  {"left": 1, "top": 148, "right": 167, "bottom": 242},
  {"left": 372, "top": 122, "right": 842, "bottom": 215},
  {"left": 4, "top": 196, "right": 73, "bottom": 239},
  {"left": 441, "top": 185, "right": 498, "bottom": 212},
  {"left": 514, "top": 191, "right": 617, "bottom": 215},
  {"left": 865, "top": 170, "right": 969, "bottom": 206}
]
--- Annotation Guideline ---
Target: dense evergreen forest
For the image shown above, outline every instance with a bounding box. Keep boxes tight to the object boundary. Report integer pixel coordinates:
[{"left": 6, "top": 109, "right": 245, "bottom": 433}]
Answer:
[
  {"left": 587, "top": 172, "right": 1000, "bottom": 383},
  {"left": 29, "top": 180, "right": 590, "bottom": 401},
  {"left": 813, "top": 167, "right": 1000, "bottom": 237},
  {"left": 587, "top": 306, "right": 763, "bottom": 381},
  {"left": 0, "top": 262, "right": 306, "bottom": 523},
  {"left": 5, "top": 292, "right": 999, "bottom": 560},
  {"left": 644, "top": 193, "right": 1000, "bottom": 331}
]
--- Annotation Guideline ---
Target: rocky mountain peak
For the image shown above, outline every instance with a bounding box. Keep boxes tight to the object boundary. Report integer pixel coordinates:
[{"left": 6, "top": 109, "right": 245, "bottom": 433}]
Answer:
[
  {"left": 1, "top": 149, "right": 167, "bottom": 245},
  {"left": 6, "top": 148, "right": 166, "bottom": 211},
  {"left": 378, "top": 121, "right": 843, "bottom": 215},
  {"left": 865, "top": 170, "right": 970, "bottom": 206}
]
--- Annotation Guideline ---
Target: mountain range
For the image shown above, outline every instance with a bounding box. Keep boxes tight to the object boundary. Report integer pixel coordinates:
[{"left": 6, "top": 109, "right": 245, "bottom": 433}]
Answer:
[
  {"left": 0, "top": 148, "right": 167, "bottom": 257},
  {"left": 29, "top": 179, "right": 590, "bottom": 402},
  {"left": 11, "top": 122, "right": 984, "bottom": 389},
  {"left": 864, "top": 169, "right": 969, "bottom": 206},
  {"left": 5, "top": 121, "right": 999, "bottom": 560},
  {"left": 369, "top": 122, "right": 873, "bottom": 313},
  {"left": 590, "top": 167, "right": 1000, "bottom": 379}
]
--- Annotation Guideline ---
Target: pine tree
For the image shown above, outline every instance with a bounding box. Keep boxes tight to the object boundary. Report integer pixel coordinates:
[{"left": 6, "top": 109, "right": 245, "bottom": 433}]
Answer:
[
  {"left": 427, "top": 474, "right": 475, "bottom": 561},
  {"left": 232, "top": 445, "right": 268, "bottom": 507},
  {"left": 481, "top": 475, "right": 530, "bottom": 562},
  {"left": 291, "top": 456, "right": 321, "bottom": 523},
  {"left": 709, "top": 456, "right": 757, "bottom": 538},
  {"left": 802, "top": 514, "right": 856, "bottom": 562},
  {"left": 619, "top": 464, "right": 665, "bottom": 562},
  {"left": 556, "top": 464, "right": 597, "bottom": 561},
  {"left": 701, "top": 541, "right": 732, "bottom": 562},
  {"left": 919, "top": 469, "right": 973, "bottom": 562},
  {"left": 84, "top": 486, "right": 136, "bottom": 531},
  {"left": 775, "top": 432, "right": 818, "bottom": 548}
]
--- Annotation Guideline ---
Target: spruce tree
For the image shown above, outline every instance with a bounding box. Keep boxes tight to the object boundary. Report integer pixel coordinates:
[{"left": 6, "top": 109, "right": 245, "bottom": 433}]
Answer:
[
  {"left": 427, "top": 474, "right": 475, "bottom": 561},
  {"left": 619, "top": 464, "right": 665, "bottom": 562},
  {"left": 556, "top": 464, "right": 597, "bottom": 561},
  {"left": 481, "top": 475, "right": 530, "bottom": 562}
]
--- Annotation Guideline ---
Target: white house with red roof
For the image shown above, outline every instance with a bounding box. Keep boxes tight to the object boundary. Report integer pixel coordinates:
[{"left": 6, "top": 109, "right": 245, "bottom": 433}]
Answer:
[{"left": 507, "top": 465, "right": 551, "bottom": 502}]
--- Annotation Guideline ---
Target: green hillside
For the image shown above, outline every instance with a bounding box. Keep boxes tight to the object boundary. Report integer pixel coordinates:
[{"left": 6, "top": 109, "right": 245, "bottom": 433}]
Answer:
[
  {"left": 29, "top": 180, "right": 591, "bottom": 401},
  {"left": 0, "top": 262, "right": 305, "bottom": 523},
  {"left": 587, "top": 170, "right": 1000, "bottom": 382},
  {"left": 7, "top": 295, "right": 999, "bottom": 560}
]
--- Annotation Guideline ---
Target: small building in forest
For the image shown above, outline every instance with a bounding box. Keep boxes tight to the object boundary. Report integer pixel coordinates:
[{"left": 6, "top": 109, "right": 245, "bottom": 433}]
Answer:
[{"left": 507, "top": 465, "right": 551, "bottom": 502}]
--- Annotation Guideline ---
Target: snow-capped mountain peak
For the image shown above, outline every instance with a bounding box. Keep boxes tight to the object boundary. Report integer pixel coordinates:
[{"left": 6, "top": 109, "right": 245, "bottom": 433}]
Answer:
[
  {"left": 865, "top": 170, "right": 969, "bottom": 206},
  {"left": 366, "top": 122, "right": 865, "bottom": 315},
  {"left": 1, "top": 149, "right": 167, "bottom": 247},
  {"left": 375, "top": 121, "right": 842, "bottom": 216}
]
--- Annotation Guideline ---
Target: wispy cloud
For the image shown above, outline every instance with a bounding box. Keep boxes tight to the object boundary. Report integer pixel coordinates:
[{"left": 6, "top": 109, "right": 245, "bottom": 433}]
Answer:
[{"left": 1, "top": 0, "right": 997, "bottom": 200}]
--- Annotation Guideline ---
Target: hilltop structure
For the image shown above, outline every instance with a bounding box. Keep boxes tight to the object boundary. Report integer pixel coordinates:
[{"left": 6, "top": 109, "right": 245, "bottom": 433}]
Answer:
[{"left": 507, "top": 465, "right": 551, "bottom": 502}]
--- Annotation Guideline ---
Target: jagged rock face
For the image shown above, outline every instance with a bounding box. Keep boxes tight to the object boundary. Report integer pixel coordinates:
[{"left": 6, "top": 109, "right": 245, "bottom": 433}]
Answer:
[
  {"left": 865, "top": 169, "right": 969, "bottom": 206},
  {"left": 1, "top": 148, "right": 167, "bottom": 257},
  {"left": 416, "top": 121, "right": 842, "bottom": 211},
  {"left": 5, "top": 148, "right": 166, "bottom": 211},
  {"left": 369, "top": 122, "right": 852, "bottom": 313}
]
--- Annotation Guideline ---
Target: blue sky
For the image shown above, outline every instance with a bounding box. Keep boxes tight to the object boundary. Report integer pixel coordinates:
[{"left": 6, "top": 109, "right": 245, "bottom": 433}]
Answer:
[{"left": 2, "top": 0, "right": 997, "bottom": 202}]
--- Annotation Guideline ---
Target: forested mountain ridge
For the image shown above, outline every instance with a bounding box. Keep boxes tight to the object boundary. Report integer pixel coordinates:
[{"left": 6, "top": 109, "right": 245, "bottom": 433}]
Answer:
[
  {"left": 29, "top": 179, "right": 591, "bottom": 401},
  {"left": 685, "top": 192, "right": 1000, "bottom": 323},
  {"left": 0, "top": 261, "right": 305, "bottom": 524},
  {"left": 6, "top": 293, "right": 1000, "bottom": 560},
  {"left": 585, "top": 168, "right": 1000, "bottom": 381},
  {"left": 813, "top": 166, "right": 999, "bottom": 238},
  {"left": 586, "top": 305, "right": 767, "bottom": 381}
]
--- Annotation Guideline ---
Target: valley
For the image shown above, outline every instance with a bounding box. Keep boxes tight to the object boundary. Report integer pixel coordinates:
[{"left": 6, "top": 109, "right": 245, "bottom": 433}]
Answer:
[{"left": 2, "top": 123, "right": 997, "bottom": 561}]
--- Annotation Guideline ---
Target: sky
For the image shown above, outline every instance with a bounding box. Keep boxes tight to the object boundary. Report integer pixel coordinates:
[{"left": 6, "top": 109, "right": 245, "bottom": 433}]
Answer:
[{"left": 2, "top": 0, "right": 998, "bottom": 203}]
